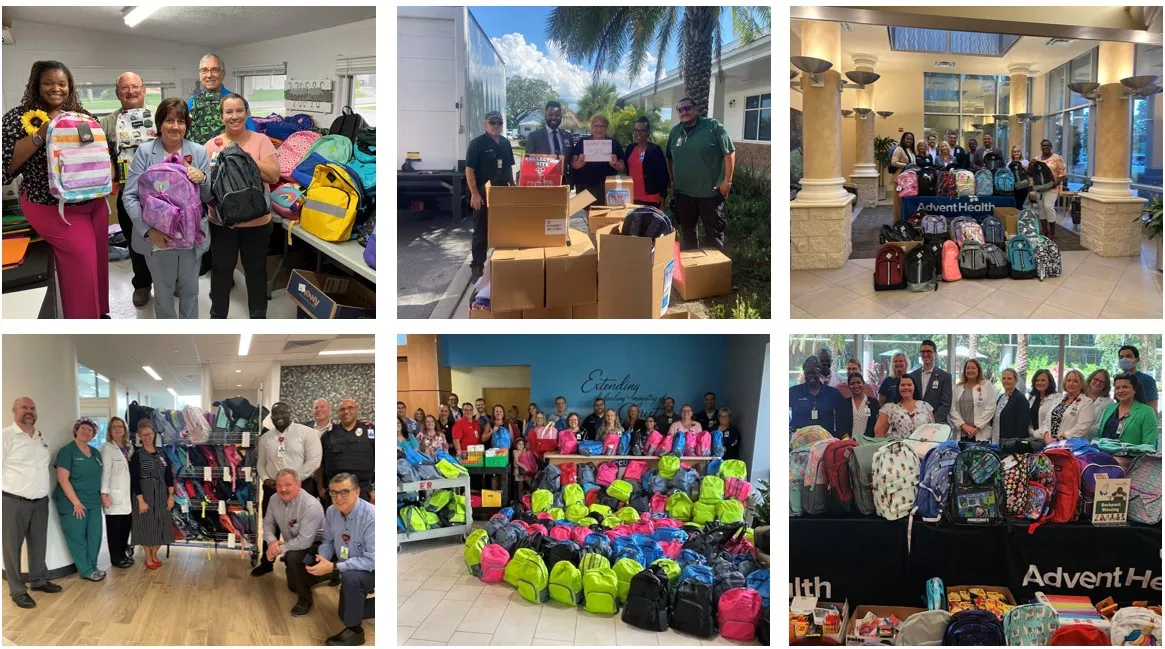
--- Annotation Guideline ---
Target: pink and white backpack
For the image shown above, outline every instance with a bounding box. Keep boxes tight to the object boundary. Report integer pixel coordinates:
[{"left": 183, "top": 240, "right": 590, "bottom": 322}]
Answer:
[
  {"left": 644, "top": 431, "right": 664, "bottom": 455},
  {"left": 277, "top": 130, "right": 321, "bottom": 182},
  {"left": 897, "top": 167, "right": 919, "bottom": 197},
  {"left": 46, "top": 111, "right": 113, "bottom": 220},
  {"left": 138, "top": 152, "right": 205, "bottom": 249},
  {"left": 181, "top": 405, "right": 211, "bottom": 444},
  {"left": 603, "top": 432, "right": 620, "bottom": 456},
  {"left": 695, "top": 431, "right": 712, "bottom": 456},
  {"left": 480, "top": 544, "right": 510, "bottom": 582}
]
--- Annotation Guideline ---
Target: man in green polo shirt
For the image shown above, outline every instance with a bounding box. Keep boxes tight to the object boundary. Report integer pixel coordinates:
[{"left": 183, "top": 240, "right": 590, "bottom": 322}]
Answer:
[
  {"left": 465, "top": 111, "right": 515, "bottom": 281},
  {"left": 665, "top": 97, "right": 735, "bottom": 251}
]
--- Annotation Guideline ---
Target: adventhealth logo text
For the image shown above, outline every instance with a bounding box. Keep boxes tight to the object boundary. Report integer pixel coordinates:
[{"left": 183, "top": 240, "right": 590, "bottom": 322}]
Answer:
[
  {"left": 789, "top": 576, "right": 832, "bottom": 599},
  {"left": 1023, "top": 565, "right": 1162, "bottom": 591},
  {"left": 915, "top": 201, "right": 996, "bottom": 215}
]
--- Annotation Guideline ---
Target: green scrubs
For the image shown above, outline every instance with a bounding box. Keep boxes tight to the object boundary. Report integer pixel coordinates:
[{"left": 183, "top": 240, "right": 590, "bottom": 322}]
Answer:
[
  {"left": 665, "top": 116, "right": 735, "bottom": 198},
  {"left": 54, "top": 443, "right": 104, "bottom": 577}
]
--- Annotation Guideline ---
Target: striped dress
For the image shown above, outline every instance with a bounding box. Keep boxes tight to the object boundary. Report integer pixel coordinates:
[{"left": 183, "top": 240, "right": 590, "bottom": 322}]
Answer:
[{"left": 130, "top": 448, "right": 175, "bottom": 545}]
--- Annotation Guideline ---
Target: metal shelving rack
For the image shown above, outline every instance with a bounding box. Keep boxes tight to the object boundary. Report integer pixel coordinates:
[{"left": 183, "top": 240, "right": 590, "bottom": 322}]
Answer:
[{"left": 397, "top": 476, "right": 473, "bottom": 552}]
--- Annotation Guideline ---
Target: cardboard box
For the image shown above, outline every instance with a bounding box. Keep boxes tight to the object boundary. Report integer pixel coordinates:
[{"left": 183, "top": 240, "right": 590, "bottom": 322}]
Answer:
[
  {"left": 486, "top": 184, "right": 595, "bottom": 249},
  {"left": 587, "top": 205, "right": 640, "bottom": 233},
  {"left": 468, "top": 308, "right": 522, "bottom": 319},
  {"left": 596, "top": 223, "right": 676, "bottom": 319},
  {"left": 544, "top": 228, "right": 598, "bottom": 307},
  {"left": 490, "top": 248, "right": 544, "bottom": 312},
  {"left": 790, "top": 599, "right": 848, "bottom": 646},
  {"left": 604, "top": 175, "right": 634, "bottom": 206},
  {"left": 946, "top": 585, "right": 1017, "bottom": 619},
  {"left": 885, "top": 240, "right": 921, "bottom": 254},
  {"left": 994, "top": 207, "right": 1019, "bottom": 236},
  {"left": 481, "top": 490, "right": 502, "bottom": 507},
  {"left": 661, "top": 311, "right": 705, "bottom": 319},
  {"left": 572, "top": 303, "right": 598, "bottom": 319},
  {"left": 521, "top": 306, "right": 572, "bottom": 319},
  {"left": 674, "top": 248, "right": 732, "bottom": 300},
  {"left": 287, "top": 270, "right": 375, "bottom": 319},
  {"left": 845, "top": 605, "right": 925, "bottom": 645}
]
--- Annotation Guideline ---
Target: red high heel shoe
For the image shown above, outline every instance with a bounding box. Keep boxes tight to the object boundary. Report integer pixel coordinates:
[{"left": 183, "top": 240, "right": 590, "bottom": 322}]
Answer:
[{"left": 146, "top": 559, "right": 160, "bottom": 570}]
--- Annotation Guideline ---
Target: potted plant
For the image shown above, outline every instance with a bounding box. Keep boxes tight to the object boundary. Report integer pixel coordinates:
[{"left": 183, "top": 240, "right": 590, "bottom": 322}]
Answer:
[
  {"left": 1136, "top": 196, "right": 1162, "bottom": 271},
  {"left": 874, "top": 136, "right": 898, "bottom": 201},
  {"left": 747, "top": 479, "right": 770, "bottom": 528}
]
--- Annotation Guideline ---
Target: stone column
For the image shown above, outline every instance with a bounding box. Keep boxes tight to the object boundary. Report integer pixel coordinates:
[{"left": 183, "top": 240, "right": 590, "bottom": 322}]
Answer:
[
  {"left": 1080, "top": 41, "right": 1147, "bottom": 257},
  {"left": 851, "top": 54, "right": 879, "bottom": 209},
  {"left": 1007, "top": 63, "right": 1031, "bottom": 156},
  {"left": 791, "top": 21, "right": 855, "bottom": 270}
]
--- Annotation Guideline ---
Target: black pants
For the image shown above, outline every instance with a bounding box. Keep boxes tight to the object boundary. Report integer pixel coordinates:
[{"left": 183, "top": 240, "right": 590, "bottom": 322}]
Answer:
[
  {"left": 674, "top": 192, "right": 726, "bottom": 251},
  {"left": 105, "top": 513, "right": 132, "bottom": 562},
  {"left": 471, "top": 204, "right": 489, "bottom": 270},
  {"left": 301, "top": 476, "right": 319, "bottom": 500},
  {"left": 258, "top": 483, "right": 278, "bottom": 569},
  {"left": 338, "top": 569, "right": 375, "bottom": 627},
  {"left": 116, "top": 191, "right": 152, "bottom": 289},
  {"left": 285, "top": 541, "right": 325, "bottom": 602},
  {"left": 209, "top": 221, "right": 272, "bottom": 318},
  {"left": 1013, "top": 189, "right": 1030, "bottom": 211},
  {"left": 583, "top": 182, "right": 607, "bottom": 207}
]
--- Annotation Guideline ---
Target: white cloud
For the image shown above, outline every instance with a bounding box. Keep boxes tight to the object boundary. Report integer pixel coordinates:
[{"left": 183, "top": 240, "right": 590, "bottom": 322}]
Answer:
[{"left": 491, "top": 32, "right": 660, "bottom": 105}]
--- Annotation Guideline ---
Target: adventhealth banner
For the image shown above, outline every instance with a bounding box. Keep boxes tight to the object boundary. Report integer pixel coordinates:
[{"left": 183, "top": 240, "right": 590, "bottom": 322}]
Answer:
[{"left": 901, "top": 195, "right": 1017, "bottom": 221}]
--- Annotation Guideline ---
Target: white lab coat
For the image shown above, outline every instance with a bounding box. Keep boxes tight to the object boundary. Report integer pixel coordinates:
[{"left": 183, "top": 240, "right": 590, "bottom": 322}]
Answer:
[
  {"left": 1028, "top": 394, "right": 1057, "bottom": 438},
  {"left": 100, "top": 441, "right": 132, "bottom": 515},
  {"left": 949, "top": 381, "right": 999, "bottom": 442},
  {"left": 1088, "top": 396, "right": 1114, "bottom": 438},
  {"left": 1038, "top": 392, "right": 1096, "bottom": 440}
]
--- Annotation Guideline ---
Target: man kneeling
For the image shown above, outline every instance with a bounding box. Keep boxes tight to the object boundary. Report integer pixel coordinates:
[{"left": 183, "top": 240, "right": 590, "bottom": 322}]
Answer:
[
  {"left": 308, "top": 472, "right": 375, "bottom": 646},
  {"left": 260, "top": 469, "right": 327, "bottom": 616}
]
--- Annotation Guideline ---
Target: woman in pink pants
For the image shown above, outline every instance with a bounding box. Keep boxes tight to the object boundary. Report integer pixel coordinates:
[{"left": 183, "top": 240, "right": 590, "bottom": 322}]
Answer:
[{"left": 2, "top": 60, "right": 110, "bottom": 318}]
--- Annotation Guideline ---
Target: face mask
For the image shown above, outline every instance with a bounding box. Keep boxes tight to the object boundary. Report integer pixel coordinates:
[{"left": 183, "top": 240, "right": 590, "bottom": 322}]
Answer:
[{"left": 1119, "top": 358, "right": 1136, "bottom": 372}]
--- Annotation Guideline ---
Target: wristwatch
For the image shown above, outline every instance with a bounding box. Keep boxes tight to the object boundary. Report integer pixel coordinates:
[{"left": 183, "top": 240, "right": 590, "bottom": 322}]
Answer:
[{"left": 32, "top": 133, "right": 44, "bottom": 147}]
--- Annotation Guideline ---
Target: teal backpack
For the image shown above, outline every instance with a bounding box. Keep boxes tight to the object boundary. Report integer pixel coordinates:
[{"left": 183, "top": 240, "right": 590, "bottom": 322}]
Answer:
[
  {"left": 347, "top": 128, "right": 375, "bottom": 190},
  {"left": 306, "top": 134, "right": 354, "bottom": 165},
  {"left": 1003, "top": 603, "right": 1059, "bottom": 646}
]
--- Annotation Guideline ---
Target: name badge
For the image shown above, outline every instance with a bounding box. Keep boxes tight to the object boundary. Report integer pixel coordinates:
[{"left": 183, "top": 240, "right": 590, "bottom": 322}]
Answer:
[
  {"left": 932, "top": 380, "right": 940, "bottom": 389},
  {"left": 810, "top": 408, "right": 819, "bottom": 421},
  {"left": 497, "top": 159, "right": 503, "bottom": 169},
  {"left": 339, "top": 545, "right": 349, "bottom": 560}
]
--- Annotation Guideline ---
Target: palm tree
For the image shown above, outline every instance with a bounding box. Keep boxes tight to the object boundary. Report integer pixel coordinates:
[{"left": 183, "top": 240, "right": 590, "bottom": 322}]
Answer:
[
  {"left": 547, "top": 7, "right": 770, "bottom": 117},
  {"left": 1016, "top": 335, "right": 1029, "bottom": 386},
  {"left": 576, "top": 80, "right": 619, "bottom": 125}
]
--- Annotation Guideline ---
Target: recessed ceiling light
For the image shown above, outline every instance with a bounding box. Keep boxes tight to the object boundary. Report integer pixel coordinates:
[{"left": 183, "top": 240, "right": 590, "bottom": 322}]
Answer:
[
  {"left": 166, "top": 388, "right": 178, "bottom": 397},
  {"left": 123, "top": 6, "right": 162, "bottom": 28},
  {"left": 239, "top": 334, "right": 252, "bottom": 356},
  {"left": 236, "top": 384, "right": 242, "bottom": 387},
  {"left": 142, "top": 366, "right": 162, "bottom": 381},
  {"left": 235, "top": 369, "right": 242, "bottom": 373},
  {"left": 317, "top": 349, "right": 375, "bottom": 356}
]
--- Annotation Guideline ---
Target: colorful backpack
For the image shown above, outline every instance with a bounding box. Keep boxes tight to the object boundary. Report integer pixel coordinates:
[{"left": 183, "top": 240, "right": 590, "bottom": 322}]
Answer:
[
  {"left": 790, "top": 426, "right": 833, "bottom": 449},
  {"left": 596, "top": 461, "right": 619, "bottom": 486},
  {"left": 666, "top": 491, "right": 693, "bottom": 522},
  {"left": 847, "top": 439, "right": 891, "bottom": 516},
  {"left": 955, "top": 169, "right": 976, "bottom": 197},
  {"left": 305, "top": 133, "right": 353, "bottom": 165},
  {"left": 45, "top": 112, "right": 113, "bottom": 217},
  {"left": 718, "top": 587, "right": 762, "bottom": 641},
  {"left": 1003, "top": 603, "right": 1059, "bottom": 646},
  {"left": 508, "top": 548, "right": 549, "bottom": 603},
  {"left": 548, "top": 559, "right": 583, "bottom": 605},
  {"left": 974, "top": 168, "right": 995, "bottom": 196},
  {"left": 186, "top": 91, "right": 225, "bottom": 145},
  {"left": 871, "top": 441, "right": 921, "bottom": 521},
  {"left": 624, "top": 460, "right": 648, "bottom": 483},
  {"left": 874, "top": 243, "right": 907, "bottom": 291},
  {"left": 1128, "top": 453, "right": 1162, "bottom": 525},
  {"left": 903, "top": 423, "right": 956, "bottom": 460},
  {"left": 1024, "top": 453, "right": 1058, "bottom": 521},
  {"left": 1076, "top": 448, "right": 1125, "bottom": 521},
  {"left": 948, "top": 446, "right": 1005, "bottom": 524},
  {"left": 583, "top": 566, "right": 620, "bottom": 614},
  {"left": 905, "top": 245, "right": 939, "bottom": 292},
  {"left": 937, "top": 169, "right": 958, "bottom": 197},
  {"left": 300, "top": 162, "right": 361, "bottom": 242},
  {"left": 1007, "top": 235, "right": 1038, "bottom": 279},
  {"left": 823, "top": 439, "right": 858, "bottom": 513},
  {"left": 559, "top": 430, "right": 579, "bottom": 454},
  {"left": 480, "top": 544, "right": 510, "bottom": 583},
  {"left": 913, "top": 441, "right": 960, "bottom": 522},
  {"left": 277, "top": 130, "right": 322, "bottom": 182},
  {"left": 941, "top": 239, "right": 963, "bottom": 282},
  {"left": 995, "top": 167, "right": 1016, "bottom": 193},
  {"left": 1003, "top": 453, "right": 1030, "bottom": 518},
  {"left": 602, "top": 432, "right": 620, "bottom": 455},
  {"left": 137, "top": 152, "right": 205, "bottom": 248},
  {"left": 801, "top": 439, "right": 833, "bottom": 516},
  {"left": 269, "top": 182, "right": 304, "bottom": 220},
  {"left": 1028, "top": 448, "right": 1081, "bottom": 532},
  {"left": 950, "top": 217, "right": 985, "bottom": 246},
  {"left": 897, "top": 166, "right": 919, "bottom": 197},
  {"left": 981, "top": 215, "right": 1006, "bottom": 247},
  {"left": 921, "top": 214, "right": 948, "bottom": 239},
  {"left": 1109, "top": 607, "right": 1161, "bottom": 646},
  {"left": 112, "top": 107, "right": 158, "bottom": 182},
  {"left": 1017, "top": 208, "right": 1041, "bottom": 238},
  {"left": 1032, "top": 234, "right": 1062, "bottom": 281}
]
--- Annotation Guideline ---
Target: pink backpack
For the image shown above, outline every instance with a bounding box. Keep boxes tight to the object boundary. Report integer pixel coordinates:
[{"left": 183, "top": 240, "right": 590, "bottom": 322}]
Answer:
[
  {"left": 603, "top": 525, "right": 632, "bottom": 544},
  {"left": 631, "top": 518, "right": 654, "bottom": 536},
  {"left": 897, "top": 167, "right": 919, "bottom": 197},
  {"left": 658, "top": 541, "right": 683, "bottom": 558},
  {"left": 655, "top": 517, "right": 682, "bottom": 529},
  {"left": 645, "top": 431, "right": 664, "bottom": 455},
  {"left": 942, "top": 240, "right": 963, "bottom": 282},
  {"left": 650, "top": 493, "right": 668, "bottom": 514},
  {"left": 571, "top": 526, "right": 591, "bottom": 545},
  {"left": 512, "top": 520, "right": 529, "bottom": 532},
  {"left": 624, "top": 460, "right": 648, "bottom": 483},
  {"left": 480, "top": 544, "right": 510, "bottom": 582},
  {"left": 558, "top": 429, "right": 579, "bottom": 454},
  {"left": 535, "top": 512, "right": 553, "bottom": 522},
  {"left": 719, "top": 588, "right": 762, "bottom": 640},
  {"left": 138, "top": 151, "right": 205, "bottom": 249},
  {"left": 550, "top": 526, "right": 571, "bottom": 542},
  {"left": 603, "top": 432, "right": 620, "bottom": 455},
  {"left": 695, "top": 431, "right": 712, "bottom": 457},
  {"left": 659, "top": 433, "right": 676, "bottom": 456},
  {"left": 277, "top": 130, "right": 321, "bottom": 181},
  {"left": 528, "top": 524, "right": 548, "bottom": 537},
  {"left": 596, "top": 462, "right": 618, "bottom": 486},
  {"left": 723, "top": 477, "right": 752, "bottom": 503}
]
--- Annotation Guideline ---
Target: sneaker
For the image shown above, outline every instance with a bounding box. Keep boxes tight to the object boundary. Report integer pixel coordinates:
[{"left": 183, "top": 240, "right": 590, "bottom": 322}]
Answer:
[
  {"left": 132, "top": 287, "right": 151, "bottom": 308},
  {"left": 325, "top": 627, "right": 365, "bottom": 646},
  {"left": 290, "top": 597, "right": 313, "bottom": 617},
  {"left": 11, "top": 593, "right": 35, "bottom": 609},
  {"left": 85, "top": 571, "right": 104, "bottom": 581},
  {"left": 469, "top": 265, "right": 483, "bottom": 282}
]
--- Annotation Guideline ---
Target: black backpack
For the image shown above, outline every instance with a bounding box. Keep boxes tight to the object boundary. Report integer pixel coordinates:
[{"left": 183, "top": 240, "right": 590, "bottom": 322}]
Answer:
[
  {"left": 682, "top": 522, "right": 745, "bottom": 560},
  {"left": 621, "top": 564, "right": 670, "bottom": 632},
  {"left": 629, "top": 493, "right": 650, "bottom": 513},
  {"left": 905, "top": 245, "right": 938, "bottom": 292},
  {"left": 918, "top": 166, "right": 939, "bottom": 196},
  {"left": 958, "top": 240, "right": 989, "bottom": 279},
  {"left": 982, "top": 151, "right": 1003, "bottom": 172},
  {"left": 328, "top": 106, "right": 370, "bottom": 144},
  {"left": 187, "top": 91, "right": 224, "bottom": 145},
  {"left": 758, "top": 607, "right": 770, "bottom": 645},
  {"left": 983, "top": 243, "right": 1010, "bottom": 279},
  {"left": 533, "top": 464, "right": 561, "bottom": 492},
  {"left": 1028, "top": 159, "right": 1056, "bottom": 192},
  {"left": 981, "top": 215, "right": 1006, "bottom": 247},
  {"left": 211, "top": 143, "right": 268, "bottom": 225},
  {"left": 1010, "top": 160, "right": 1031, "bottom": 190},
  {"left": 712, "top": 569, "right": 746, "bottom": 606},
  {"left": 545, "top": 541, "right": 581, "bottom": 570},
  {"left": 669, "top": 580, "right": 715, "bottom": 638},
  {"left": 620, "top": 206, "right": 675, "bottom": 238}
]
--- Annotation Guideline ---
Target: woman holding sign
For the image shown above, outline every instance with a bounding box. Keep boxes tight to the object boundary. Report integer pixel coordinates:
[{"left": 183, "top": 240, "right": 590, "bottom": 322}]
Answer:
[
  {"left": 129, "top": 419, "right": 175, "bottom": 570},
  {"left": 571, "top": 113, "right": 625, "bottom": 206}
]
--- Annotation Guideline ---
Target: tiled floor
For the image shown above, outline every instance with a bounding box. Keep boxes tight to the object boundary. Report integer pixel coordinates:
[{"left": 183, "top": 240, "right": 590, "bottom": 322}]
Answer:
[
  {"left": 398, "top": 533, "right": 754, "bottom": 647},
  {"left": 108, "top": 258, "right": 298, "bottom": 319},
  {"left": 792, "top": 244, "right": 1163, "bottom": 320}
]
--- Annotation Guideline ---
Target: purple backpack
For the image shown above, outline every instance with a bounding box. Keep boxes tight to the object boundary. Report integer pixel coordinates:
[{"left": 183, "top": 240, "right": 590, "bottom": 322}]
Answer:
[
  {"left": 139, "top": 152, "right": 204, "bottom": 249},
  {"left": 363, "top": 232, "right": 375, "bottom": 268}
]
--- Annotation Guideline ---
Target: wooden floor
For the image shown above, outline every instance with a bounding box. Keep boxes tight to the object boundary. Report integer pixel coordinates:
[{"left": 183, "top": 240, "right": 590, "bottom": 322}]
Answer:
[{"left": 2, "top": 546, "right": 375, "bottom": 646}]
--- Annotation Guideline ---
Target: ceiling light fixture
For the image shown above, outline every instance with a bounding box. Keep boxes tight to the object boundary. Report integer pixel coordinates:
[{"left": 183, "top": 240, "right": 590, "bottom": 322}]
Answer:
[
  {"left": 167, "top": 388, "right": 178, "bottom": 397},
  {"left": 317, "top": 349, "right": 375, "bottom": 356},
  {"left": 142, "top": 366, "right": 162, "bottom": 381},
  {"left": 238, "top": 334, "right": 252, "bottom": 357},
  {"left": 235, "top": 369, "right": 242, "bottom": 373},
  {"left": 122, "top": 6, "right": 162, "bottom": 28}
]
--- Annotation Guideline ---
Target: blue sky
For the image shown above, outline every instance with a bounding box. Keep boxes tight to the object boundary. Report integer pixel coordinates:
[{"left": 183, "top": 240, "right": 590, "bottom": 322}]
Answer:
[{"left": 469, "top": 6, "right": 743, "bottom": 105}]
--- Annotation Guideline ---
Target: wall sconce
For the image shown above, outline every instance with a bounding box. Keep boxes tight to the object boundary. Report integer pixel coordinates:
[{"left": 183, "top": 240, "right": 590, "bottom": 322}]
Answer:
[
  {"left": 791, "top": 56, "right": 832, "bottom": 87},
  {"left": 1121, "top": 75, "right": 1162, "bottom": 100},
  {"left": 853, "top": 107, "right": 873, "bottom": 119},
  {"left": 841, "top": 70, "right": 881, "bottom": 91},
  {"left": 841, "top": 109, "right": 854, "bottom": 118},
  {"left": 729, "top": 99, "right": 736, "bottom": 107},
  {"left": 1014, "top": 112, "right": 1043, "bottom": 124},
  {"left": 876, "top": 111, "right": 894, "bottom": 119},
  {"left": 1068, "top": 82, "right": 1102, "bottom": 102}
]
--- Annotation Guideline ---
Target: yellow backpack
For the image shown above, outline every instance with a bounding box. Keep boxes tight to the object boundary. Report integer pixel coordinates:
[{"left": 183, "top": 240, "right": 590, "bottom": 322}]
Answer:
[{"left": 300, "top": 163, "right": 360, "bottom": 242}]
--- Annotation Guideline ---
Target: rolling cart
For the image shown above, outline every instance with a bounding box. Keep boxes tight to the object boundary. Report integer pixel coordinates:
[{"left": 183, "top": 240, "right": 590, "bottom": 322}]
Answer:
[{"left": 397, "top": 475, "right": 473, "bottom": 553}]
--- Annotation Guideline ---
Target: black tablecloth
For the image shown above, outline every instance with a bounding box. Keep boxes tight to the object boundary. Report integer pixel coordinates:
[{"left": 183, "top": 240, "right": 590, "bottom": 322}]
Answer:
[{"left": 790, "top": 516, "right": 1162, "bottom": 607}]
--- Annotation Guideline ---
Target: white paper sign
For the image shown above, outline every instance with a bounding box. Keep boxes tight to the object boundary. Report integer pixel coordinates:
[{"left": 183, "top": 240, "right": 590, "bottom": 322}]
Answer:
[
  {"left": 544, "top": 219, "right": 567, "bottom": 235},
  {"left": 181, "top": 503, "right": 189, "bottom": 513},
  {"left": 227, "top": 533, "right": 236, "bottom": 549},
  {"left": 583, "top": 138, "right": 612, "bottom": 161},
  {"left": 223, "top": 468, "right": 231, "bottom": 482},
  {"left": 204, "top": 467, "right": 212, "bottom": 481},
  {"left": 218, "top": 500, "right": 226, "bottom": 514},
  {"left": 244, "top": 467, "right": 252, "bottom": 481},
  {"left": 247, "top": 501, "right": 254, "bottom": 514},
  {"left": 242, "top": 432, "right": 250, "bottom": 447}
]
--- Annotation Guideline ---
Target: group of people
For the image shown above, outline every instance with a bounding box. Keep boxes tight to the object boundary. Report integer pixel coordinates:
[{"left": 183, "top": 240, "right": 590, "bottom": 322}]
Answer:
[
  {"left": 2, "top": 55, "right": 278, "bottom": 319},
  {"left": 464, "top": 98, "right": 737, "bottom": 279},
  {"left": 888, "top": 130, "right": 1068, "bottom": 238},
  {"left": 2, "top": 396, "right": 376, "bottom": 646},
  {"left": 790, "top": 342, "right": 1159, "bottom": 448}
]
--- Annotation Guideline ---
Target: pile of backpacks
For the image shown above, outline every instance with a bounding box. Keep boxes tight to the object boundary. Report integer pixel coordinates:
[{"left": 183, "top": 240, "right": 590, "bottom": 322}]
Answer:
[
  {"left": 461, "top": 457, "right": 769, "bottom": 642},
  {"left": 875, "top": 206, "right": 1062, "bottom": 292},
  {"left": 553, "top": 425, "right": 728, "bottom": 457},
  {"left": 789, "top": 424, "right": 1162, "bottom": 533},
  {"left": 895, "top": 154, "right": 1053, "bottom": 201},
  {"left": 396, "top": 447, "right": 473, "bottom": 535}
]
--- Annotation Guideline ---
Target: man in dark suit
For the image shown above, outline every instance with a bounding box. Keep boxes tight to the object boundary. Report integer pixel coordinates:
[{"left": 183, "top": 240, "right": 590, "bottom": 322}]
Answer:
[
  {"left": 907, "top": 339, "right": 952, "bottom": 423},
  {"left": 524, "top": 101, "right": 573, "bottom": 179},
  {"left": 946, "top": 131, "right": 969, "bottom": 169}
]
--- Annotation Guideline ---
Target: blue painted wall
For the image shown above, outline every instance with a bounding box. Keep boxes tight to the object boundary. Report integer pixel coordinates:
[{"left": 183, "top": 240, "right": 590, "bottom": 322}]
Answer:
[{"left": 440, "top": 335, "right": 726, "bottom": 419}]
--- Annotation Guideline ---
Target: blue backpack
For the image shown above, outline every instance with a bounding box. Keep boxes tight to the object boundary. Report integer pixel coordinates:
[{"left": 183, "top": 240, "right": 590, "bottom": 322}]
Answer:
[
  {"left": 579, "top": 441, "right": 603, "bottom": 456},
  {"left": 583, "top": 534, "right": 611, "bottom": 558},
  {"left": 668, "top": 468, "right": 699, "bottom": 495},
  {"left": 578, "top": 463, "right": 597, "bottom": 486},
  {"left": 617, "top": 431, "right": 631, "bottom": 455},
  {"left": 613, "top": 545, "right": 645, "bottom": 566},
  {"left": 498, "top": 507, "right": 515, "bottom": 520},
  {"left": 711, "top": 430, "right": 725, "bottom": 457},
  {"left": 492, "top": 427, "right": 512, "bottom": 450},
  {"left": 994, "top": 167, "right": 1015, "bottom": 193},
  {"left": 678, "top": 549, "right": 705, "bottom": 567},
  {"left": 706, "top": 459, "right": 723, "bottom": 476},
  {"left": 347, "top": 130, "right": 375, "bottom": 190},
  {"left": 291, "top": 152, "right": 329, "bottom": 188},
  {"left": 678, "top": 564, "right": 714, "bottom": 587},
  {"left": 745, "top": 569, "right": 770, "bottom": 608},
  {"left": 397, "top": 458, "right": 419, "bottom": 483},
  {"left": 404, "top": 447, "right": 431, "bottom": 466},
  {"left": 1007, "top": 235, "right": 1038, "bottom": 279},
  {"left": 652, "top": 527, "right": 687, "bottom": 544},
  {"left": 635, "top": 537, "right": 665, "bottom": 566},
  {"left": 944, "top": 610, "right": 1005, "bottom": 645},
  {"left": 914, "top": 442, "right": 961, "bottom": 521}
]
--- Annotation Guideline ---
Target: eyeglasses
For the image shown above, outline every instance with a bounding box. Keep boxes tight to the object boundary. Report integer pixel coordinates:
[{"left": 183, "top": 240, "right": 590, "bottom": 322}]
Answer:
[
  {"left": 677, "top": 105, "right": 694, "bottom": 113},
  {"left": 486, "top": 120, "right": 503, "bottom": 126},
  {"left": 338, "top": 406, "right": 356, "bottom": 412},
  {"left": 329, "top": 489, "right": 354, "bottom": 499},
  {"left": 199, "top": 67, "right": 223, "bottom": 75},
  {"left": 118, "top": 84, "right": 144, "bottom": 92}
]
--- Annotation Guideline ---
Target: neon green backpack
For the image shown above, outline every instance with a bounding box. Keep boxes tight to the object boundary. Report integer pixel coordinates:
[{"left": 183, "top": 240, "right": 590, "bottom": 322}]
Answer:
[
  {"left": 588, "top": 503, "right": 612, "bottom": 517},
  {"left": 449, "top": 494, "right": 466, "bottom": 524},
  {"left": 564, "top": 483, "right": 585, "bottom": 508},
  {"left": 581, "top": 552, "right": 611, "bottom": 574},
  {"left": 583, "top": 567, "right": 620, "bottom": 614},
  {"left": 666, "top": 491, "right": 694, "bottom": 521},
  {"left": 602, "top": 515, "right": 621, "bottom": 529},
  {"left": 613, "top": 558, "right": 644, "bottom": 604},
  {"left": 532, "top": 489, "right": 553, "bottom": 513},
  {"left": 436, "top": 459, "right": 468, "bottom": 478},
  {"left": 651, "top": 558, "right": 680, "bottom": 590},
  {"left": 698, "top": 475, "right": 724, "bottom": 503},
  {"left": 658, "top": 455, "right": 680, "bottom": 478},
  {"left": 717, "top": 499, "right": 745, "bottom": 524},
  {"left": 548, "top": 560, "right": 583, "bottom": 605},
  {"left": 607, "top": 479, "right": 633, "bottom": 502},
  {"left": 566, "top": 502, "right": 589, "bottom": 522},
  {"left": 693, "top": 500, "right": 716, "bottom": 525},
  {"left": 464, "top": 528, "right": 489, "bottom": 577},
  {"left": 424, "top": 489, "right": 453, "bottom": 511},
  {"left": 400, "top": 505, "right": 430, "bottom": 533},
  {"left": 547, "top": 507, "right": 565, "bottom": 521},
  {"left": 306, "top": 134, "right": 354, "bottom": 164},
  {"left": 507, "top": 548, "right": 549, "bottom": 603},
  {"left": 719, "top": 459, "right": 747, "bottom": 480},
  {"left": 616, "top": 506, "right": 639, "bottom": 525}
]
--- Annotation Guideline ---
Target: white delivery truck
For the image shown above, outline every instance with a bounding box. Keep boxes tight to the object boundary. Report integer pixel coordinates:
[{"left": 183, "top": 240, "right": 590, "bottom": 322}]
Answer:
[{"left": 397, "top": 6, "right": 506, "bottom": 171}]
